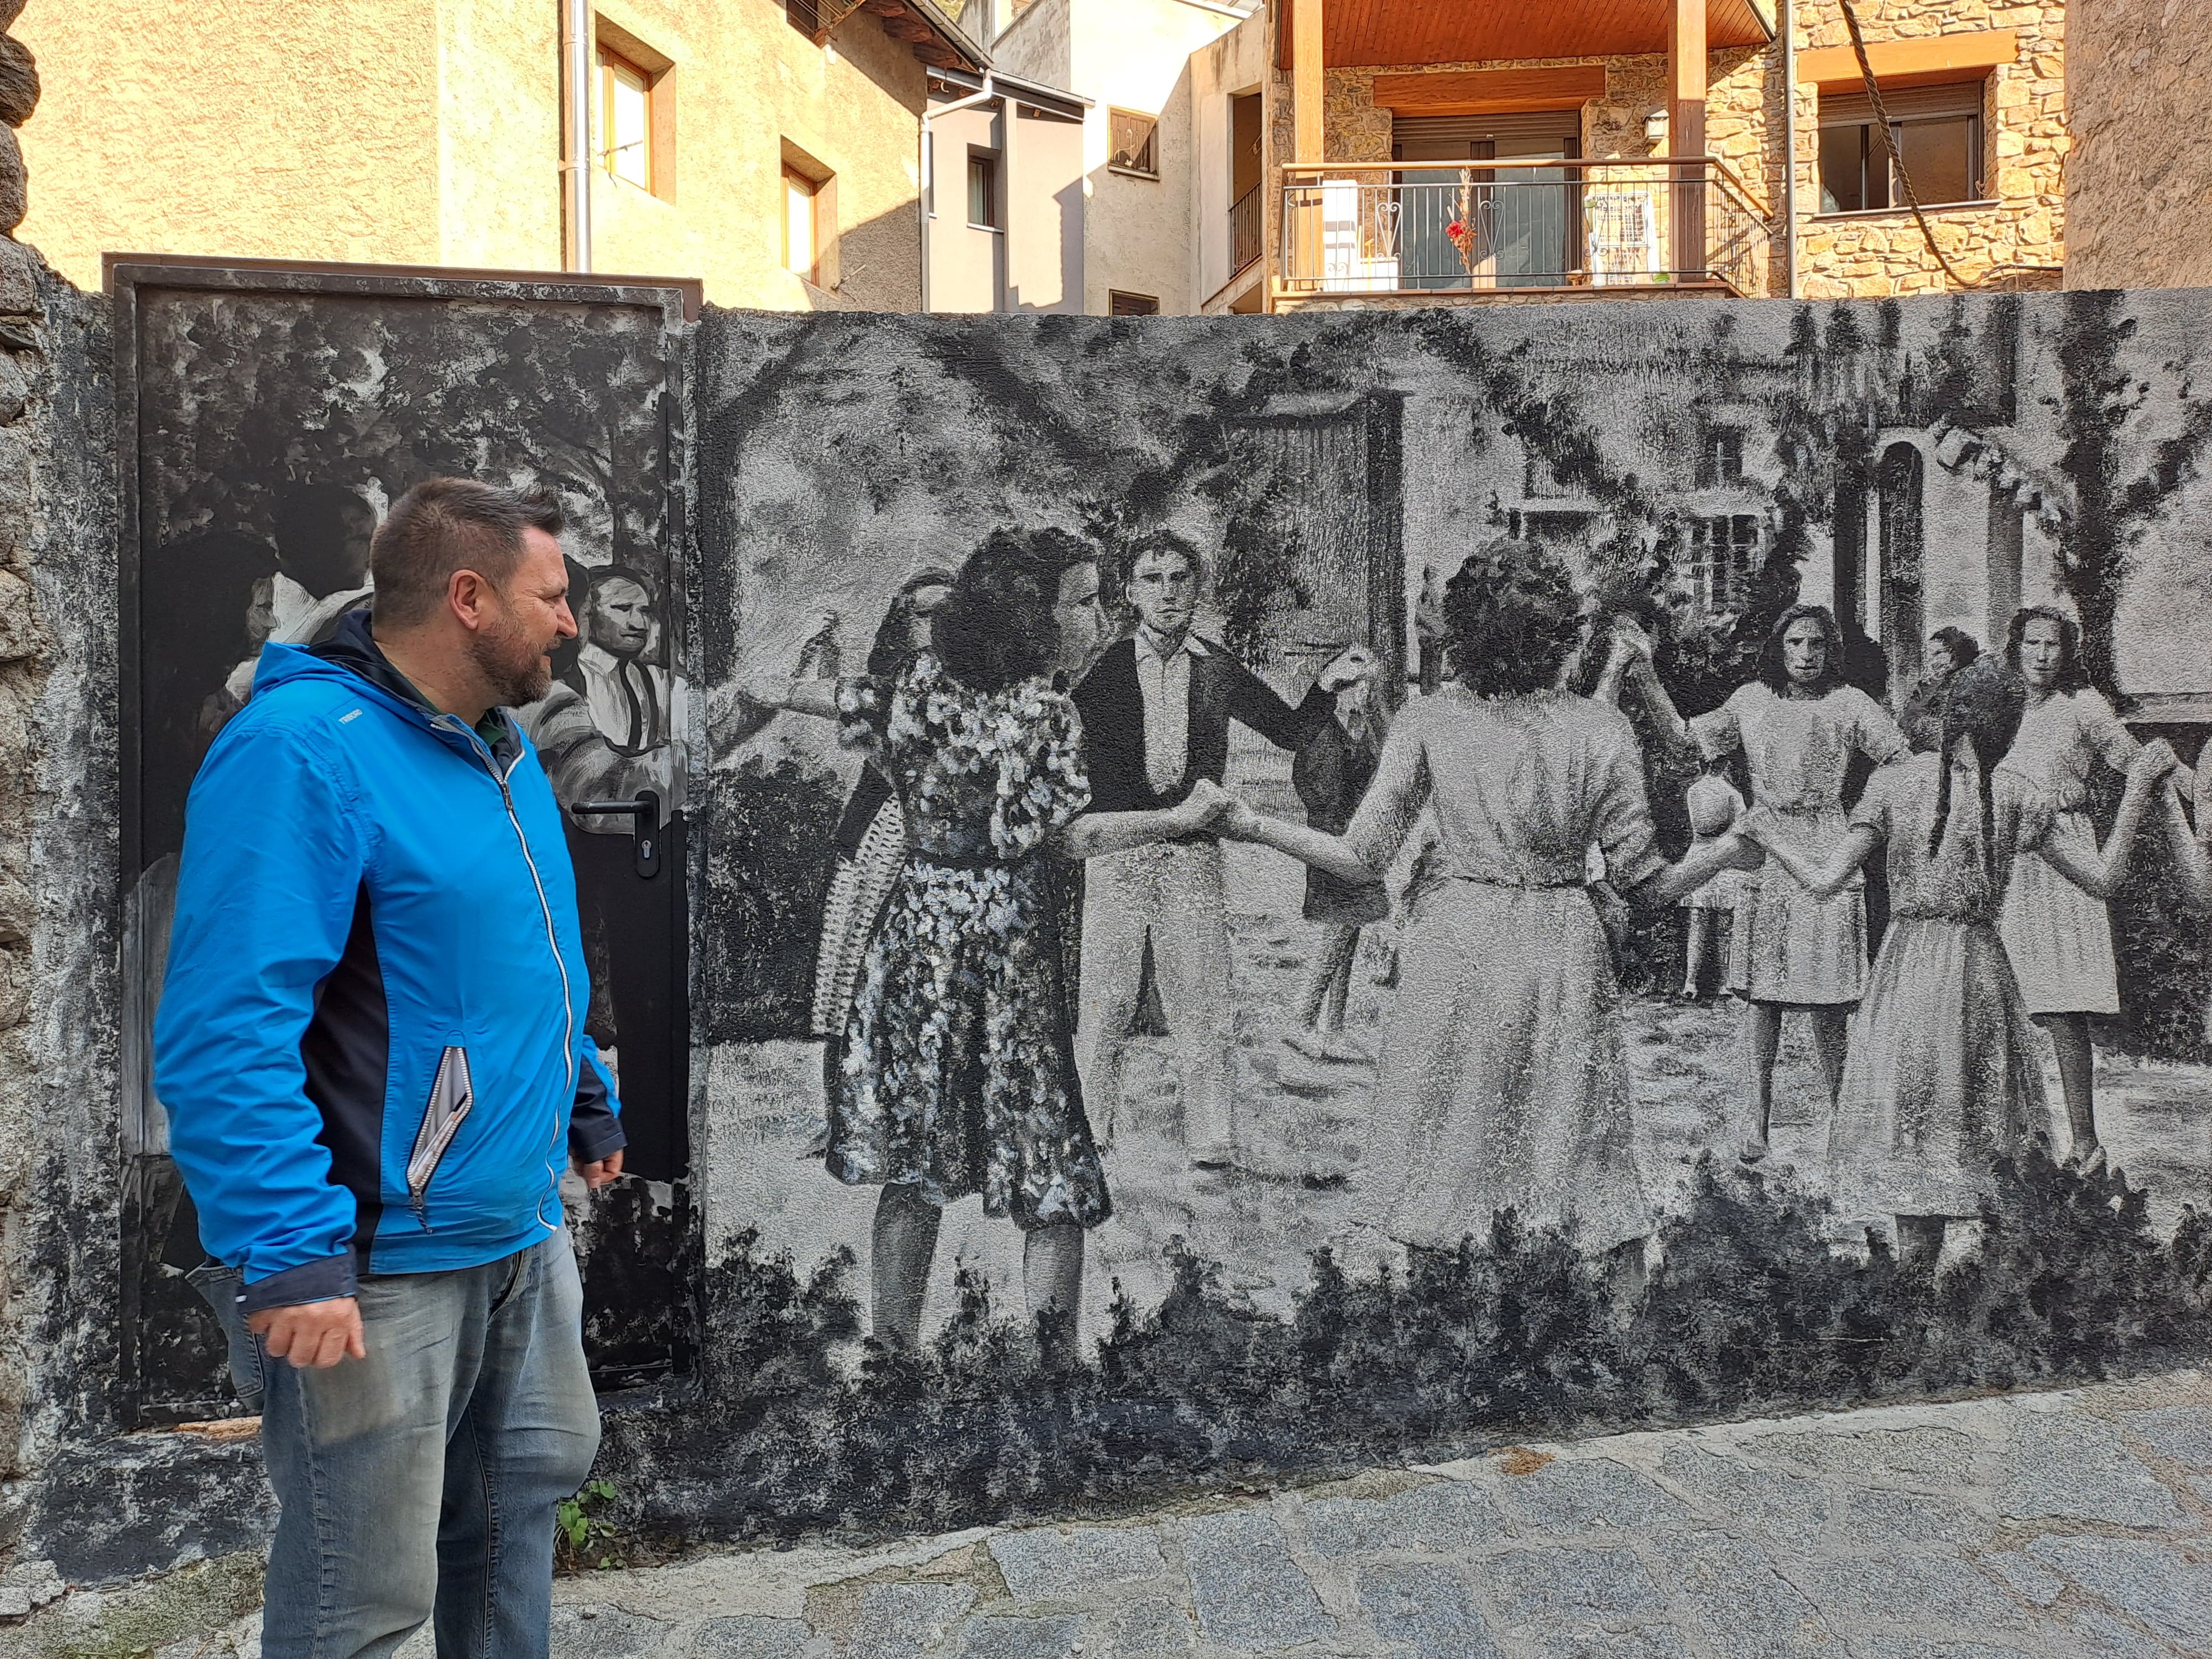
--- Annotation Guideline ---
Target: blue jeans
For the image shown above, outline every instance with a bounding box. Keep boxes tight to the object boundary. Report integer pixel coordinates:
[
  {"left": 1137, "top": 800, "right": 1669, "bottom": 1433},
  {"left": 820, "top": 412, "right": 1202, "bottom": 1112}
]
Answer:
[{"left": 247, "top": 1233, "right": 601, "bottom": 1659}]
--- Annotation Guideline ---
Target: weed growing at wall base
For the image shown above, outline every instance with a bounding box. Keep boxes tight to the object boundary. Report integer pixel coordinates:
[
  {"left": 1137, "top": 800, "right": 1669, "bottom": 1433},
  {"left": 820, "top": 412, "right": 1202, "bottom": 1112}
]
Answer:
[{"left": 599, "top": 1146, "right": 2212, "bottom": 1550}]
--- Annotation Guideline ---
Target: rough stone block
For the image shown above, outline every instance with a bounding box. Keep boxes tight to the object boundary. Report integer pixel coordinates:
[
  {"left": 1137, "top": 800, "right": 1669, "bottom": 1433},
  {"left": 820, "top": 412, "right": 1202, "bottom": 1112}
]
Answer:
[
  {"left": 1850, "top": 1643, "right": 2038, "bottom": 1659},
  {"left": 1357, "top": 1562, "right": 1501, "bottom": 1658},
  {"left": 848, "top": 1582, "right": 978, "bottom": 1659},
  {"left": 1797, "top": 1554, "right": 2033, "bottom": 1632},
  {"left": 0, "top": 237, "right": 37, "bottom": 319},
  {"left": 547, "top": 1608, "right": 671, "bottom": 1659},
  {"left": 1978, "top": 1551, "right": 2065, "bottom": 1608},
  {"left": 1744, "top": 1426, "right": 1980, "bottom": 1488},
  {"left": 1493, "top": 1458, "right": 1688, "bottom": 1533},
  {"left": 0, "top": 570, "right": 40, "bottom": 662},
  {"left": 690, "top": 1615, "right": 812, "bottom": 1659},
  {"left": 1103, "top": 1599, "right": 1192, "bottom": 1655},
  {"left": 1658, "top": 1445, "right": 1828, "bottom": 1543},
  {"left": 0, "top": 38, "right": 34, "bottom": 130},
  {"left": 989, "top": 1527, "right": 1166, "bottom": 1603},
  {"left": 1180, "top": 1510, "right": 1335, "bottom": 1649},
  {"left": 1303, "top": 1480, "right": 1507, "bottom": 1557},
  {"left": 1657, "top": 1531, "right": 1836, "bottom": 1659},
  {"left": 1477, "top": 1547, "right": 1665, "bottom": 1624},
  {"left": 1533, "top": 1630, "right": 1693, "bottom": 1659},
  {"left": 0, "top": 129, "right": 22, "bottom": 236},
  {"left": 1999, "top": 1410, "right": 2184, "bottom": 1529},
  {"left": 1838, "top": 1487, "right": 1991, "bottom": 1548},
  {"left": 2123, "top": 1406, "right": 2212, "bottom": 1470},
  {"left": 2027, "top": 1536, "right": 2212, "bottom": 1648},
  {"left": 2059, "top": 1610, "right": 2174, "bottom": 1659},
  {"left": 957, "top": 1614, "right": 1079, "bottom": 1659},
  {"left": 0, "top": 426, "right": 29, "bottom": 569}
]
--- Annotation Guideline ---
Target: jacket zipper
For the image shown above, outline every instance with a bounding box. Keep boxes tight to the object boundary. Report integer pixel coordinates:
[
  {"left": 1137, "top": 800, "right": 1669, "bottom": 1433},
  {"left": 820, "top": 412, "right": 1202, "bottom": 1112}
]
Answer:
[
  {"left": 437, "top": 717, "right": 580, "bottom": 1204},
  {"left": 405, "top": 1045, "right": 474, "bottom": 1231}
]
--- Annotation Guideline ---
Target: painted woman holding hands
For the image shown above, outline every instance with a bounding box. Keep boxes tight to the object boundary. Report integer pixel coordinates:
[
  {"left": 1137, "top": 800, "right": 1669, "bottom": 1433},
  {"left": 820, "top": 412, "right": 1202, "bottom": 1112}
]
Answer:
[
  {"left": 751, "top": 530, "right": 1234, "bottom": 1350},
  {"left": 1218, "top": 540, "right": 1756, "bottom": 1288},
  {"left": 1996, "top": 607, "right": 2191, "bottom": 1168},
  {"left": 1611, "top": 606, "right": 1908, "bottom": 1160},
  {"left": 1738, "top": 658, "right": 2176, "bottom": 1266}
]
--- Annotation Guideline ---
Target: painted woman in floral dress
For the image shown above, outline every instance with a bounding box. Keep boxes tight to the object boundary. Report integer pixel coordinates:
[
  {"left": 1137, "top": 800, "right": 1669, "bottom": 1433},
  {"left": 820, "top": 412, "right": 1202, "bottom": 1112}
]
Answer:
[
  {"left": 1614, "top": 605, "right": 1909, "bottom": 1161},
  {"left": 754, "top": 530, "right": 1227, "bottom": 1349}
]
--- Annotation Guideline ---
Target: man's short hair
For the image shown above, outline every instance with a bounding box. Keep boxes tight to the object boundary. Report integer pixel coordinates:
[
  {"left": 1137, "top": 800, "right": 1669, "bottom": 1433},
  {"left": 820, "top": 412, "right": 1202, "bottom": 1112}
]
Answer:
[
  {"left": 371, "top": 479, "right": 565, "bottom": 630},
  {"left": 585, "top": 565, "right": 659, "bottom": 611}
]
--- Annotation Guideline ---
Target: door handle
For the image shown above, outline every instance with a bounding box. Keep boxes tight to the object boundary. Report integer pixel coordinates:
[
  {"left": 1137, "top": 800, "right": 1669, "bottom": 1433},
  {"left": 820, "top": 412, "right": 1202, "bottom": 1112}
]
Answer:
[{"left": 571, "top": 789, "right": 662, "bottom": 879}]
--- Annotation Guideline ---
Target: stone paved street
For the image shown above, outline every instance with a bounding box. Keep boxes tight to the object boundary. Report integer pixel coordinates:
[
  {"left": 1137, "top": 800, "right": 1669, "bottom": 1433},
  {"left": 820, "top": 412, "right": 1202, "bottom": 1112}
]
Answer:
[{"left": 63, "top": 1370, "right": 2212, "bottom": 1659}]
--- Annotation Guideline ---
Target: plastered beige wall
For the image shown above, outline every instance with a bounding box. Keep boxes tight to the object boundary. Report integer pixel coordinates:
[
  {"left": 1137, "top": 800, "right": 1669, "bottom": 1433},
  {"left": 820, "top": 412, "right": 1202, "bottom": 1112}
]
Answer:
[
  {"left": 16, "top": 0, "right": 929, "bottom": 309},
  {"left": 15, "top": 0, "right": 445, "bottom": 286},
  {"left": 2064, "top": 0, "right": 2212, "bottom": 291}
]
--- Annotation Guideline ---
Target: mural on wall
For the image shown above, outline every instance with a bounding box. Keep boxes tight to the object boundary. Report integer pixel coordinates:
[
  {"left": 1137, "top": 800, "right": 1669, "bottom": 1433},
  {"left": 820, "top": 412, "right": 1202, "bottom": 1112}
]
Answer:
[
  {"left": 643, "top": 290, "right": 2212, "bottom": 1542},
  {"left": 116, "top": 265, "right": 698, "bottom": 1419}
]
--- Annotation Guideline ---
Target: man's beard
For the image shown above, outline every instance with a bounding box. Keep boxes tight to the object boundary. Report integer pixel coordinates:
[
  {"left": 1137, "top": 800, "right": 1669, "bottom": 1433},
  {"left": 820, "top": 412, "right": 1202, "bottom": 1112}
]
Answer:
[{"left": 469, "top": 614, "right": 555, "bottom": 708}]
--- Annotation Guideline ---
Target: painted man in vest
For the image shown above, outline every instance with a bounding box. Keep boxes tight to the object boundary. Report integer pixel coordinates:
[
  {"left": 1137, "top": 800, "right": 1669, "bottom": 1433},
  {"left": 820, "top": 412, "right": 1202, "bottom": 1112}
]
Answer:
[
  {"left": 155, "top": 478, "right": 623, "bottom": 1659},
  {"left": 1071, "top": 531, "right": 1373, "bottom": 1168}
]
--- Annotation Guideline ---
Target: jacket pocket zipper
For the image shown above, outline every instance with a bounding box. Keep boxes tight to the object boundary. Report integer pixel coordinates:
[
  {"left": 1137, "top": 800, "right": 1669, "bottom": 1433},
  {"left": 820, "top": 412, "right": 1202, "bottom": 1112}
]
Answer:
[{"left": 405, "top": 1046, "right": 474, "bottom": 1232}]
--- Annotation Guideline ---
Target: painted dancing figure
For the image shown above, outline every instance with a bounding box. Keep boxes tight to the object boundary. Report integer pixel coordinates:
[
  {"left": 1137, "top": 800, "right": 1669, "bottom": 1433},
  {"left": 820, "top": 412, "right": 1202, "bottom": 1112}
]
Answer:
[{"left": 1740, "top": 659, "right": 2175, "bottom": 1268}]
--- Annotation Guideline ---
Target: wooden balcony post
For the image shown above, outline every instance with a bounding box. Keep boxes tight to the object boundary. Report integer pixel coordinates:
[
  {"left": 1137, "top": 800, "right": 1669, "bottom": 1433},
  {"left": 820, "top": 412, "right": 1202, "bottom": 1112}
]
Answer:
[
  {"left": 1669, "top": 0, "right": 1709, "bottom": 275},
  {"left": 1292, "top": 0, "right": 1323, "bottom": 164}
]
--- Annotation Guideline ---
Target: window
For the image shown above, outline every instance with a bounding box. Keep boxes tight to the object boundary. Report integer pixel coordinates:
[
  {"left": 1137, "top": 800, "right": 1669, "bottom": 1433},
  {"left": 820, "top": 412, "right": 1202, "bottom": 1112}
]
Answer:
[
  {"left": 1689, "top": 515, "right": 1763, "bottom": 612},
  {"left": 1818, "top": 81, "right": 1985, "bottom": 214},
  {"left": 1109, "top": 291, "right": 1161, "bottom": 316},
  {"left": 785, "top": 0, "right": 821, "bottom": 33},
  {"left": 1109, "top": 109, "right": 1159, "bottom": 177},
  {"left": 783, "top": 165, "right": 821, "bottom": 280},
  {"left": 596, "top": 46, "right": 653, "bottom": 190},
  {"left": 967, "top": 150, "right": 1000, "bottom": 229},
  {"left": 1698, "top": 426, "right": 1746, "bottom": 488}
]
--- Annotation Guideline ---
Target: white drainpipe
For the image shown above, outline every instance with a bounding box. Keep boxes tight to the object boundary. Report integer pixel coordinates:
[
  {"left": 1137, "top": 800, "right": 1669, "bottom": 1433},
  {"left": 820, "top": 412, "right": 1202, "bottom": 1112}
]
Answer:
[
  {"left": 561, "top": 0, "right": 594, "bottom": 272},
  {"left": 922, "top": 74, "right": 997, "bottom": 312}
]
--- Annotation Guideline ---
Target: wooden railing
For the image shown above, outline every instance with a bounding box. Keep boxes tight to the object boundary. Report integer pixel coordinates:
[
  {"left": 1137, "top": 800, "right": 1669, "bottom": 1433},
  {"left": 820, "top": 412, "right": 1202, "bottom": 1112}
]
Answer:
[{"left": 1276, "top": 157, "right": 1774, "bottom": 298}]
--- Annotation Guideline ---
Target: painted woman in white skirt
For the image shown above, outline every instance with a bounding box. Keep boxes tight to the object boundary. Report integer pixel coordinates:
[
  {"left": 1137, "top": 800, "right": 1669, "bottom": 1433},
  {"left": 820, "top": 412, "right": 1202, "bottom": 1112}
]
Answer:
[
  {"left": 1219, "top": 540, "right": 1756, "bottom": 1287},
  {"left": 1612, "top": 606, "right": 1908, "bottom": 1162},
  {"left": 1740, "top": 659, "right": 2176, "bottom": 1267},
  {"left": 1997, "top": 607, "right": 2194, "bottom": 1168}
]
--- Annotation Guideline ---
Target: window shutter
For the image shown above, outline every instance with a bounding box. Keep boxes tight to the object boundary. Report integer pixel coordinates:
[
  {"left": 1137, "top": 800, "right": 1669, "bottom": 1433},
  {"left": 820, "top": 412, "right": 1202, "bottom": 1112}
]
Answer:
[
  {"left": 1391, "top": 109, "right": 1583, "bottom": 157},
  {"left": 1818, "top": 79, "right": 1985, "bottom": 128}
]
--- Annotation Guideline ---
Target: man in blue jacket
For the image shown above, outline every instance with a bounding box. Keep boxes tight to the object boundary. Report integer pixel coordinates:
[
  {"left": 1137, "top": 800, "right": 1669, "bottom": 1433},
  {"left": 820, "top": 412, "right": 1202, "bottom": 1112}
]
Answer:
[{"left": 155, "top": 477, "right": 625, "bottom": 1659}]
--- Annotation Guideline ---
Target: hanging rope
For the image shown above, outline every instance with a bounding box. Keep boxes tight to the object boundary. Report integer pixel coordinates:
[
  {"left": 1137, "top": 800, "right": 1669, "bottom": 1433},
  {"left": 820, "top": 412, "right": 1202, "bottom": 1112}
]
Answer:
[{"left": 1835, "top": 0, "right": 1983, "bottom": 290}]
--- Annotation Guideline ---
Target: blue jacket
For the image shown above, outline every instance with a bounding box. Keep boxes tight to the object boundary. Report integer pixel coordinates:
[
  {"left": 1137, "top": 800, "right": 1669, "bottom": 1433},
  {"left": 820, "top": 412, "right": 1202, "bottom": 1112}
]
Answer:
[{"left": 153, "top": 613, "right": 623, "bottom": 1313}]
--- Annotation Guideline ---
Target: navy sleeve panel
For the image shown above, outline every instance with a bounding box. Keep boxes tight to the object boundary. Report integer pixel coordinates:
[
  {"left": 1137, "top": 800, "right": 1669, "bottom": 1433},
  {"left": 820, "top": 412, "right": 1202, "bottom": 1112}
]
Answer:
[
  {"left": 568, "top": 1039, "right": 627, "bottom": 1164},
  {"left": 238, "top": 1251, "right": 362, "bottom": 1316}
]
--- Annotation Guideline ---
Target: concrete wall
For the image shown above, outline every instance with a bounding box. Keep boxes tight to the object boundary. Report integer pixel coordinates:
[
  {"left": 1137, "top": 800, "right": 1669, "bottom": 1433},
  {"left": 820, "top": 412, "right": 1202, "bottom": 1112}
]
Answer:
[
  {"left": 1190, "top": 9, "right": 1271, "bottom": 309},
  {"left": 13, "top": 0, "right": 932, "bottom": 310},
  {"left": 2064, "top": 0, "right": 2212, "bottom": 291}
]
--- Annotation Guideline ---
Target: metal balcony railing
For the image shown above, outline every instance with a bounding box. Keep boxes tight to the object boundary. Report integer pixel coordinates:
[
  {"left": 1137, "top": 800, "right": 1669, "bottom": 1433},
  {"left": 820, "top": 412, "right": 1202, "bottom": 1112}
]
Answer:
[
  {"left": 1230, "top": 184, "right": 1263, "bottom": 276},
  {"left": 1277, "top": 158, "right": 1773, "bottom": 298}
]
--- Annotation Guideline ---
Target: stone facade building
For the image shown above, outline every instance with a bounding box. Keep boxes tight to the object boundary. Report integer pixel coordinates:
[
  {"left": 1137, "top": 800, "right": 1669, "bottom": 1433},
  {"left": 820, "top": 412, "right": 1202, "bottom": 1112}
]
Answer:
[
  {"left": 1175, "top": 0, "right": 2068, "bottom": 313},
  {"left": 2063, "top": 0, "right": 2212, "bottom": 291}
]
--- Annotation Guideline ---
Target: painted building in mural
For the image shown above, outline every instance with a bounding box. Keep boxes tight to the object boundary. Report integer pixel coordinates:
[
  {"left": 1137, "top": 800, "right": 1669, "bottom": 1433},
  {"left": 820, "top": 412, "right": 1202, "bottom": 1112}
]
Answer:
[{"left": 11, "top": 0, "right": 1089, "bottom": 313}]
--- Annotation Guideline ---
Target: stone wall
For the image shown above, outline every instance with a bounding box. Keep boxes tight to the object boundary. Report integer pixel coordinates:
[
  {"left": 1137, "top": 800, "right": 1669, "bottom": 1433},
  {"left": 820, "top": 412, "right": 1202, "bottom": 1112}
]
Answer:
[
  {"left": 1793, "top": 0, "right": 2067, "bottom": 297},
  {"left": 2064, "top": 0, "right": 2212, "bottom": 291}
]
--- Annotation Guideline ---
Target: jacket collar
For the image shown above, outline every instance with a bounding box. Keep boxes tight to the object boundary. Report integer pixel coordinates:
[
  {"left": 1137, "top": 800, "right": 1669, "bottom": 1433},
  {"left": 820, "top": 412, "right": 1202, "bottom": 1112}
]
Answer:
[
  {"left": 1133, "top": 625, "right": 1211, "bottom": 667},
  {"left": 309, "top": 611, "right": 526, "bottom": 774}
]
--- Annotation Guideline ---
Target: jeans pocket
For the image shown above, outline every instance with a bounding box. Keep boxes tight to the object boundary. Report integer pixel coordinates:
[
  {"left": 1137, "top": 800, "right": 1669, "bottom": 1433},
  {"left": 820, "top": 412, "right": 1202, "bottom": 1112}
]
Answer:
[{"left": 185, "top": 1260, "right": 266, "bottom": 1413}]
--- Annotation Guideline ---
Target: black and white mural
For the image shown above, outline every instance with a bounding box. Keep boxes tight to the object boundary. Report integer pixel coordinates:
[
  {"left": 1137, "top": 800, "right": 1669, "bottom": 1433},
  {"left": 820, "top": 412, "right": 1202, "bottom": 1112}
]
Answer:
[{"left": 115, "top": 274, "right": 2212, "bottom": 1547}]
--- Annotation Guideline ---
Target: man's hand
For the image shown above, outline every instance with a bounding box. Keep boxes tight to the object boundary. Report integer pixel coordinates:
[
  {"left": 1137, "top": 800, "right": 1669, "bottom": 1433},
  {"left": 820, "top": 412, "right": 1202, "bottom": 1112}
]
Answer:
[
  {"left": 248, "top": 1297, "right": 367, "bottom": 1370},
  {"left": 575, "top": 1147, "right": 625, "bottom": 1191},
  {"left": 1317, "top": 645, "right": 1378, "bottom": 693}
]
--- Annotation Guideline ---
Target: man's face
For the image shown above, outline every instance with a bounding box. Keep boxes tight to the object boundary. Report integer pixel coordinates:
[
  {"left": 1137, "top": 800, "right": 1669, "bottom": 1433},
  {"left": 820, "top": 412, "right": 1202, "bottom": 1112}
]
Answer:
[
  {"left": 1126, "top": 549, "right": 1197, "bottom": 638},
  {"left": 469, "top": 527, "right": 577, "bottom": 707},
  {"left": 586, "top": 577, "right": 655, "bottom": 657},
  {"left": 2018, "top": 618, "right": 2065, "bottom": 687},
  {"left": 1783, "top": 618, "right": 1829, "bottom": 685},
  {"left": 1051, "top": 561, "right": 1108, "bottom": 678}
]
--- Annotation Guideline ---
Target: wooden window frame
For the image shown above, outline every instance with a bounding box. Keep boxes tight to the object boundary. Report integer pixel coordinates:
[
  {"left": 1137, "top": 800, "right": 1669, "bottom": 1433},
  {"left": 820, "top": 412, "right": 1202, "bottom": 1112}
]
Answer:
[
  {"left": 781, "top": 139, "right": 838, "bottom": 288},
  {"left": 592, "top": 18, "right": 676, "bottom": 203},
  {"left": 967, "top": 148, "right": 1002, "bottom": 231},
  {"left": 1108, "top": 108, "right": 1160, "bottom": 179},
  {"left": 1108, "top": 291, "right": 1161, "bottom": 316}
]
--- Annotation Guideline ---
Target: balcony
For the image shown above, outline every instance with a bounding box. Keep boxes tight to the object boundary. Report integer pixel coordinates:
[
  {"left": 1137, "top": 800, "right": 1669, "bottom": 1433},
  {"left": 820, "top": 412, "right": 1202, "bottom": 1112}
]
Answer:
[{"left": 1274, "top": 158, "right": 1773, "bottom": 306}]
